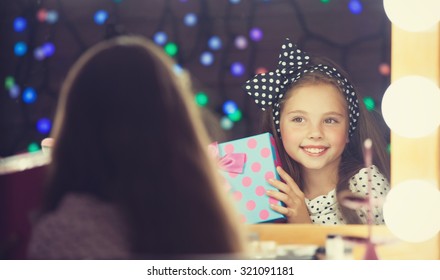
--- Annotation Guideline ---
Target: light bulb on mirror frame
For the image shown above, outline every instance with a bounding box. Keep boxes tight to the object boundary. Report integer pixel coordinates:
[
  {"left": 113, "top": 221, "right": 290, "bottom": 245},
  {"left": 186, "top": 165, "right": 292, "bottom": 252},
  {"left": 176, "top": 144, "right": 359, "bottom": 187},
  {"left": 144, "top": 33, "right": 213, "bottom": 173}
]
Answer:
[
  {"left": 383, "top": 0, "right": 440, "bottom": 32},
  {"left": 383, "top": 179, "right": 440, "bottom": 243},
  {"left": 381, "top": 75, "right": 440, "bottom": 138}
]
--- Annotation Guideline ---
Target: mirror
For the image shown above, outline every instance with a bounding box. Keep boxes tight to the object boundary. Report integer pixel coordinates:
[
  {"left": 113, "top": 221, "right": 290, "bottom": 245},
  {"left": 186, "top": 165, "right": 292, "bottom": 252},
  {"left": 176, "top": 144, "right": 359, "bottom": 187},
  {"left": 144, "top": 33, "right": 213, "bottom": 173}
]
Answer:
[{"left": 0, "top": 1, "right": 391, "bottom": 225}]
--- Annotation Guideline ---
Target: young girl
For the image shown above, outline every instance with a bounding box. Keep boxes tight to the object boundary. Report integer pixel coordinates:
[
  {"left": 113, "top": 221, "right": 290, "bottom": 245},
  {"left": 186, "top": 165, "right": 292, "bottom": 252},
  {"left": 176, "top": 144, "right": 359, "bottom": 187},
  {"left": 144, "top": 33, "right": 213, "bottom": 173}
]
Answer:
[
  {"left": 28, "top": 36, "right": 244, "bottom": 259},
  {"left": 243, "top": 38, "right": 390, "bottom": 225}
]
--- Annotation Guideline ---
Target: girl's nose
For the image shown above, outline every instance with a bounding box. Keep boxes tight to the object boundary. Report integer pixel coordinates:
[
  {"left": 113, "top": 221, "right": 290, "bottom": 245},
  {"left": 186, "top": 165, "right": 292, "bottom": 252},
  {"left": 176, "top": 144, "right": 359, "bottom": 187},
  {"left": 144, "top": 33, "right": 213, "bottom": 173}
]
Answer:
[{"left": 307, "top": 123, "right": 323, "bottom": 139}]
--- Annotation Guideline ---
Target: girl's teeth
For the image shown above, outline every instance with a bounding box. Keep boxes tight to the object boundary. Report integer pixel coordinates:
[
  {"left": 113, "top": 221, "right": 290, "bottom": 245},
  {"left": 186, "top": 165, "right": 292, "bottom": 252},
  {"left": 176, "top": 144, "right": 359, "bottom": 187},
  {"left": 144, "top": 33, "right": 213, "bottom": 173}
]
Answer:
[{"left": 304, "top": 148, "right": 325, "bottom": 154}]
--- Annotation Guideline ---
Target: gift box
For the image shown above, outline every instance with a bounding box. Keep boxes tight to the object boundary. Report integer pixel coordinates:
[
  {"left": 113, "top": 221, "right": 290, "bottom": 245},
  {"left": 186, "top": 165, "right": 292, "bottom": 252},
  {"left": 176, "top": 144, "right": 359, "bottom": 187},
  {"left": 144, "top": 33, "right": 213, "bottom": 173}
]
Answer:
[{"left": 211, "top": 132, "right": 286, "bottom": 224}]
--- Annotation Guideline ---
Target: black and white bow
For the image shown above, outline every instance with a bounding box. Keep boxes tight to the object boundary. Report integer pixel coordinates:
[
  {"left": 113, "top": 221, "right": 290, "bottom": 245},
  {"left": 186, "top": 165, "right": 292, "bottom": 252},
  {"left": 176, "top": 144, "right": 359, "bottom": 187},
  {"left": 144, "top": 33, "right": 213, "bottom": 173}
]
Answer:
[{"left": 242, "top": 38, "right": 359, "bottom": 137}]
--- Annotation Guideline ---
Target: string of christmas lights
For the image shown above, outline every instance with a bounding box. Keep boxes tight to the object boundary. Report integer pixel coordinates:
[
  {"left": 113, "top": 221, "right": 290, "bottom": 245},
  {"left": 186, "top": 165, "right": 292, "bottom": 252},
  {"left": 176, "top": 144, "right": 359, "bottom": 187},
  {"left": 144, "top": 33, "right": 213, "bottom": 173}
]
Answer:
[{"left": 0, "top": 0, "right": 390, "bottom": 157}]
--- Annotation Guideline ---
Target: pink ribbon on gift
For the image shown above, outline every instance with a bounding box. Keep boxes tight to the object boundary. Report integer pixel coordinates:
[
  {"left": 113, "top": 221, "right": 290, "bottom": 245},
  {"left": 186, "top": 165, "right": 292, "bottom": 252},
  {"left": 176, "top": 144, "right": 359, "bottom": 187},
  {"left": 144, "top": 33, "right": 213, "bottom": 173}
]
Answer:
[{"left": 208, "top": 142, "right": 246, "bottom": 174}]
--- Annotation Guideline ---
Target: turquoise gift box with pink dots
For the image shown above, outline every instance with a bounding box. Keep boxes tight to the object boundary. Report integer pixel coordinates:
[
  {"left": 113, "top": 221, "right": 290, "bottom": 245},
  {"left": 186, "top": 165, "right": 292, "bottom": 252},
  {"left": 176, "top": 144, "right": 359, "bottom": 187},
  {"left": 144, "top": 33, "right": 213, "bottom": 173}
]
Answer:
[{"left": 214, "top": 132, "right": 286, "bottom": 224}]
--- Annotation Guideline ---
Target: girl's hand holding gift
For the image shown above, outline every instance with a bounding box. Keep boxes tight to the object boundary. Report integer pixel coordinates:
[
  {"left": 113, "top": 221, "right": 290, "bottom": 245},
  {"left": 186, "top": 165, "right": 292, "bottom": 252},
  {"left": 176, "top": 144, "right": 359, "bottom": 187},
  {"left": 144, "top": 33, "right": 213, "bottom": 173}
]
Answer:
[{"left": 267, "top": 166, "right": 312, "bottom": 224}]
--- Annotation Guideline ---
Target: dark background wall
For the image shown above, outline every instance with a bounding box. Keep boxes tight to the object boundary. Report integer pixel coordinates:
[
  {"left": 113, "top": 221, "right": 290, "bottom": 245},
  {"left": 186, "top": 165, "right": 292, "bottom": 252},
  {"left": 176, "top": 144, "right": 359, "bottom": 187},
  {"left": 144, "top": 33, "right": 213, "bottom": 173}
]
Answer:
[{"left": 0, "top": 0, "right": 391, "bottom": 157}]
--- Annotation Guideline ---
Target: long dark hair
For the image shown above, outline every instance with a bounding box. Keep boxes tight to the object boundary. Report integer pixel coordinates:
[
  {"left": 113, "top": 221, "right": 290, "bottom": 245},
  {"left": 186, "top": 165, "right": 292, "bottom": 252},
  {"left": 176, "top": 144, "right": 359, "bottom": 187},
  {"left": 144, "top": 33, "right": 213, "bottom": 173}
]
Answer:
[
  {"left": 261, "top": 58, "right": 390, "bottom": 224},
  {"left": 43, "top": 36, "right": 244, "bottom": 256}
]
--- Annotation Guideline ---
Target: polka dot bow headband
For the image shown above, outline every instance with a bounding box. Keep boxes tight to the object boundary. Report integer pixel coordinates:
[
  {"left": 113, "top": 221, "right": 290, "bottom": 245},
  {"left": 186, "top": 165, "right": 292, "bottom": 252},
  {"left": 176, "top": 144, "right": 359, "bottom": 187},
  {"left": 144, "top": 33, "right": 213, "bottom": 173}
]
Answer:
[{"left": 242, "top": 38, "right": 360, "bottom": 137}]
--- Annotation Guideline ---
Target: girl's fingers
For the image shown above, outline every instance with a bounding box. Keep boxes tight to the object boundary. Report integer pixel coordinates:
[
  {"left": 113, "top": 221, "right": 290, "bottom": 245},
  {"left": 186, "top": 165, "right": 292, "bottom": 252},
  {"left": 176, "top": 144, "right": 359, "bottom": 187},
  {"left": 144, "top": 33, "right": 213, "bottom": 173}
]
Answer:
[
  {"left": 270, "top": 203, "right": 288, "bottom": 215},
  {"left": 266, "top": 189, "right": 290, "bottom": 204},
  {"left": 276, "top": 166, "right": 303, "bottom": 196},
  {"left": 270, "top": 203, "right": 295, "bottom": 217},
  {"left": 267, "top": 178, "right": 290, "bottom": 195}
]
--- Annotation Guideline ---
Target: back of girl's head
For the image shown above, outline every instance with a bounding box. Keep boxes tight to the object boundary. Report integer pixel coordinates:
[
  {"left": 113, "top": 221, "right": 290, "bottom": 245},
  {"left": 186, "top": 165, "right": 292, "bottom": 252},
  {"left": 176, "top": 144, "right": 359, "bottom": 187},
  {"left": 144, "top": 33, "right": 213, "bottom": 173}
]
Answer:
[
  {"left": 46, "top": 36, "right": 244, "bottom": 255},
  {"left": 49, "top": 36, "right": 190, "bottom": 199}
]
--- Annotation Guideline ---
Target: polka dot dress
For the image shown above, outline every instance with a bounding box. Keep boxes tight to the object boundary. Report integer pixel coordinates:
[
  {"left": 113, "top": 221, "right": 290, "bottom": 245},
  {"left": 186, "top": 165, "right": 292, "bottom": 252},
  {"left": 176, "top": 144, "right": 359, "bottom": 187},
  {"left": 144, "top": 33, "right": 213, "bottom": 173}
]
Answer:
[{"left": 305, "top": 165, "right": 390, "bottom": 225}]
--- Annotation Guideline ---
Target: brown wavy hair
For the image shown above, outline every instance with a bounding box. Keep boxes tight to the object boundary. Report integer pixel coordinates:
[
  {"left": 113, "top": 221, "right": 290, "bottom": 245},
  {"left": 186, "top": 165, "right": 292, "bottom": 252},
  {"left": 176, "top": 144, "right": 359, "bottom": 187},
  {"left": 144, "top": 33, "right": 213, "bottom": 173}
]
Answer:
[{"left": 43, "top": 36, "right": 244, "bottom": 256}]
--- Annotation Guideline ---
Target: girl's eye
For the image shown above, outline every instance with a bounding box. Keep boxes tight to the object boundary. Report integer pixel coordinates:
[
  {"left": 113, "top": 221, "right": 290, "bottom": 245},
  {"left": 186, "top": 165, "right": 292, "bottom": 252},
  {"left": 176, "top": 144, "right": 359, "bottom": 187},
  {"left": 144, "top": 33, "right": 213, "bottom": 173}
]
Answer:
[
  {"left": 324, "top": 118, "right": 338, "bottom": 124},
  {"left": 291, "top": 117, "right": 304, "bottom": 123}
]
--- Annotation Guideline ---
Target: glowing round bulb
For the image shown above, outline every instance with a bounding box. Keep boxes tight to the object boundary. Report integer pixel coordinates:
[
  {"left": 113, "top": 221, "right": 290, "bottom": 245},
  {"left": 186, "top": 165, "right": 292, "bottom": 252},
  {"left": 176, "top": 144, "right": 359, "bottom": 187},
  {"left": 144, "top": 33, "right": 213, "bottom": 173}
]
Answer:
[
  {"left": 37, "top": 9, "right": 48, "bottom": 22},
  {"left": 42, "top": 42, "right": 55, "bottom": 57},
  {"left": 363, "top": 96, "right": 375, "bottom": 111},
  {"left": 320, "top": 0, "right": 331, "bottom": 3},
  {"left": 94, "top": 10, "right": 108, "bottom": 25},
  {"left": 14, "top": 17, "right": 27, "bottom": 32},
  {"left": 220, "top": 116, "right": 234, "bottom": 130},
  {"left": 383, "top": 180, "right": 440, "bottom": 242},
  {"left": 222, "top": 100, "right": 238, "bottom": 115},
  {"left": 195, "top": 92, "right": 209, "bottom": 107},
  {"left": 382, "top": 76, "right": 440, "bottom": 138},
  {"left": 9, "top": 85, "right": 20, "bottom": 99},
  {"left": 383, "top": 0, "right": 440, "bottom": 32},
  {"left": 36, "top": 118, "right": 52, "bottom": 134},
  {"left": 14, "top": 42, "right": 27, "bottom": 56},
  {"left": 230, "top": 62, "right": 245, "bottom": 77},
  {"left": 255, "top": 67, "right": 267, "bottom": 74},
  {"left": 348, "top": 0, "right": 362, "bottom": 15},
  {"left": 5, "top": 76, "right": 15, "bottom": 90},
  {"left": 183, "top": 13, "right": 197, "bottom": 26},
  {"left": 34, "top": 47, "right": 45, "bottom": 60},
  {"left": 228, "top": 109, "right": 242, "bottom": 122},
  {"left": 200, "top": 51, "right": 214, "bottom": 66},
  {"left": 22, "top": 87, "right": 37, "bottom": 104},
  {"left": 378, "top": 63, "right": 391, "bottom": 76},
  {"left": 27, "top": 142, "right": 40, "bottom": 153},
  {"left": 234, "top": 36, "right": 248, "bottom": 50},
  {"left": 208, "top": 36, "right": 222, "bottom": 50},
  {"left": 153, "top": 32, "right": 167, "bottom": 46},
  {"left": 46, "top": 10, "right": 59, "bottom": 24},
  {"left": 249, "top": 27, "right": 263, "bottom": 41},
  {"left": 229, "top": 0, "right": 241, "bottom": 4},
  {"left": 164, "top": 42, "right": 178, "bottom": 57}
]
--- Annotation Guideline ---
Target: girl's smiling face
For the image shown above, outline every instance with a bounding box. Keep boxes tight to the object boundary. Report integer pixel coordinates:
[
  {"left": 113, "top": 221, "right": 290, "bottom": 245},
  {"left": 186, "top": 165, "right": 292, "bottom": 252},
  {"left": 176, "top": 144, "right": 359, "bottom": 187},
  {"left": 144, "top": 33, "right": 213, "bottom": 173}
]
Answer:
[{"left": 279, "top": 83, "right": 349, "bottom": 172}]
